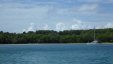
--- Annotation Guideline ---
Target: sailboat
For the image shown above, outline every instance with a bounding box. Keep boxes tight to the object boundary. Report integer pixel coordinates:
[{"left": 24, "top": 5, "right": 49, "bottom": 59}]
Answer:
[{"left": 86, "top": 27, "right": 98, "bottom": 45}]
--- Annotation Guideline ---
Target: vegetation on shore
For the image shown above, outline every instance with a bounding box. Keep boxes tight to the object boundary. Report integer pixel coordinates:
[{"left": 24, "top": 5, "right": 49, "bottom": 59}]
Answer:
[{"left": 0, "top": 28, "right": 113, "bottom": 44}]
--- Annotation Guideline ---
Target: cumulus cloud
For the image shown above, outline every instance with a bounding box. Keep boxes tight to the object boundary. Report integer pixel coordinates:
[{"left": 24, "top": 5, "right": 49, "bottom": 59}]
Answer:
[
  {"left": 96, "top": 22, "right": 113, "bottom": 29},
  {"left": 104, "top": 23, "right": 113, "bottom": 28},
  {"left": 70, "top": 19, "right": 83, "bottom": 30},
  {"left": 71, "top": 24, "right": 81, "bottom": 30},
  {"left": 70, "top": 19, "right": 93, "bottom": 30},
  {"left": 42, "top": 24, "right": 50, "bottom": 30},
  {"left": 22, "top": 21, "right": 113, "bottom": 32},
  {"left": 54, "top": 19, "right": 96, "bottom": 31},
  {"left": 0, "top": 0, "right": 113, "bottom": 33},
  {"left": 23, "top": 22, "right": 36, "bottom": 32},
  {"left": 56, "top": 22, "right": 66, "bottom": 31}
]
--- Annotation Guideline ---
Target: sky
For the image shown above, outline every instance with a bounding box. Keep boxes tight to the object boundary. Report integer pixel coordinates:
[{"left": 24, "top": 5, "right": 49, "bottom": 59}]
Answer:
[{"left": 0, "top": 0, "right": 113, "bottom": 32}]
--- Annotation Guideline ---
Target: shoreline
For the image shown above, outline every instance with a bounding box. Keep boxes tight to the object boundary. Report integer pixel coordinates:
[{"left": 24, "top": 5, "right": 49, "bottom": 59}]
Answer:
[{"left": 0, "top": 43, "right": 113, "bottom": 45}]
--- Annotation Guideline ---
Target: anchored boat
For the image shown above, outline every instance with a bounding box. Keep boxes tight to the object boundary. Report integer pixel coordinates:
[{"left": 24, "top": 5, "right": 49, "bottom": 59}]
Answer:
[{"left": 87, "top": 27, "right": 98, "bottom": 45}]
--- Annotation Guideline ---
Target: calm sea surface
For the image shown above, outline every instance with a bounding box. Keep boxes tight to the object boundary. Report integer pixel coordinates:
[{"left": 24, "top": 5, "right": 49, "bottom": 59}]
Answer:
[{"left": 0, "top": 44, "right": 113, "bottom": 64}]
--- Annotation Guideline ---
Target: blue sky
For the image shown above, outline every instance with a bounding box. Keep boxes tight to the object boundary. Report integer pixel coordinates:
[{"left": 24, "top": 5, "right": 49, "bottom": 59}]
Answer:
[{"left": 0, "top": 0, "right": 113, "bottom": 32}]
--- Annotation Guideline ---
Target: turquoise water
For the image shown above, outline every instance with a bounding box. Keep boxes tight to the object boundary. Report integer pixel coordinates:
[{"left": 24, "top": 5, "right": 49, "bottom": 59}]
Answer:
[{"left": 0, "top": 44, "right": 113, "bottom": 64}]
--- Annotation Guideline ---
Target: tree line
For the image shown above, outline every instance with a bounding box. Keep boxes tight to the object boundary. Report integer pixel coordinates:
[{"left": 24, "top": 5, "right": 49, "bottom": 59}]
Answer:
[{"left": 0, "top": 28, "right": 113, "bottom": 44}]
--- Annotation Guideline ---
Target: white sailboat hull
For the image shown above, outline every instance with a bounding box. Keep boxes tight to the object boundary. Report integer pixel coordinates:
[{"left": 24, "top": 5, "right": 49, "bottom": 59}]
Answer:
[{"left": 86, "top": 40, "right": 98, "bottom": 45}]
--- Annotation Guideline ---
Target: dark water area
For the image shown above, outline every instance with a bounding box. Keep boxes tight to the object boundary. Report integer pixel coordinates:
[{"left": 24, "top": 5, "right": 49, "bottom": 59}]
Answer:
[{"left": 0, "top": 44, "right": 113, "bottom": 64}]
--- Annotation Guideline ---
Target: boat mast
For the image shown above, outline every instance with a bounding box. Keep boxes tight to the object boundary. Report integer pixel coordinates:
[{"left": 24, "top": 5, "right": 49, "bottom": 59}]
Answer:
[{"left": 94, "top": 26, "right": 96, "bottom": 41}]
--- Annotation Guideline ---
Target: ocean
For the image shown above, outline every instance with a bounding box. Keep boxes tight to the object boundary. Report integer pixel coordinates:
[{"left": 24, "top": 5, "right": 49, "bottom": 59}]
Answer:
[{"left": 0, "top": 44, "right": 113, "bottom": 64}]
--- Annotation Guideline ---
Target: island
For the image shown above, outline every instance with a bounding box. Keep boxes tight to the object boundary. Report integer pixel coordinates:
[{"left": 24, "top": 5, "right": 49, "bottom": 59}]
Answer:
[{"left": 0, "top": 28, "right": 113, "bottom": 44}]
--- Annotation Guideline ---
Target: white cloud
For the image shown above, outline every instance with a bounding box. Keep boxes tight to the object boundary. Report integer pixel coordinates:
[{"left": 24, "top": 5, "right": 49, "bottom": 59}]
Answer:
[
  {"left": 70, "top": 19, "right": 83, "bottom": 30},
  {"left": 0, "top": 0, "right": 113, "bottom": 33},
  {"left": 71, "top": 24, "right": 81, "bottom": 30},
  {"left": 56, "top": 22, "right": 66, "bottom": 31},
  {"left": 23, "top": 22, "right": 36, "bottom": 32},
  {"left": 43, "top": 24, "right": 50, "bottom": 30},
  {"left": 70, "top": 19, "right": 93, "bottom": 30},
  {"left": 104, "top": 23, "right": 113, "bottom": 28}
]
